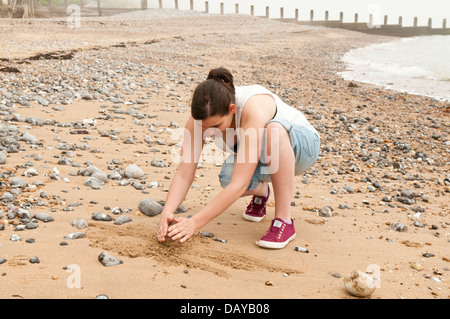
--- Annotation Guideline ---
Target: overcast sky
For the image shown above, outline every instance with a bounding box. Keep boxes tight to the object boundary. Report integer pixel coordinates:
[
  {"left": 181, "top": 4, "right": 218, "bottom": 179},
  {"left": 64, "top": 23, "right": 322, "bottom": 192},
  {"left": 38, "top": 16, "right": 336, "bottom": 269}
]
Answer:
[{"left": 78, "top": 0, "right": 450, "bottom": 27}]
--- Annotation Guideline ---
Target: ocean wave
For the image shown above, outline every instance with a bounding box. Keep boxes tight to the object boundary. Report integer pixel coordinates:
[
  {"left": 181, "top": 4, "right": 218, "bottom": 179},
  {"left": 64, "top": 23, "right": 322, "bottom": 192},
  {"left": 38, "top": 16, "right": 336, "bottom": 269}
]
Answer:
[{"left": 339, "top": 36, "right": 450, "bottom": 101}]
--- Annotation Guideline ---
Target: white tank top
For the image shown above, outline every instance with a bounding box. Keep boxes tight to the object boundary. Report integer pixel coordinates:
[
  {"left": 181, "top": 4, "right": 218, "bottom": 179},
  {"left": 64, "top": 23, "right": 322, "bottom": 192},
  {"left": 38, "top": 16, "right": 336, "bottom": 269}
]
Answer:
[{"left": 214, "top": 85, "right": 319, "bottom": 153}]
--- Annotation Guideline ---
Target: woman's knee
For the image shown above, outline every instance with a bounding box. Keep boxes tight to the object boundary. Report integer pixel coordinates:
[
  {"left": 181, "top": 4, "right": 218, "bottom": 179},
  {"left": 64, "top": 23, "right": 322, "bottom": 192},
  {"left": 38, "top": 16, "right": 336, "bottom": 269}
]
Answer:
[{"left": 218, "top": 161, "right": 234, "bottom": 188}]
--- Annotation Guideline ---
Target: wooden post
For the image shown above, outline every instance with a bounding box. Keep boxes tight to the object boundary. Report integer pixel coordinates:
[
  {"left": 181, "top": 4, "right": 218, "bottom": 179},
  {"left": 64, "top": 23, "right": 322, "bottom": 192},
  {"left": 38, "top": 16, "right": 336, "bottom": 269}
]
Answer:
[
  {"left": 97, "top": 0, "right": 101, "bottom": 16},
  {"left": 443, "top": 19, "right": 447, "bottom": 29},
  {"left": 205, "top": 1, "right": 208, "bottom": 13},
  {"left": 159, "top": 0, "right": 162, "bottom": 9},
  {"left": 295, "top": 9, "right": 298, "bottom": 21},
  {"left": 265, "top": 6, "right": 269, "bottom": 18},
  {"left": 235, "top": 3, "right": 238, "bottom": 14},
  {"left": 354, "top": 13, "right": 358, "bottom": 23},
  {"left": 384, "top": 15, "right": 388, "bottom": 25},
  {"left": 414, "top": 17, "right": 418, "bottom": 27},
  {"left": 48, "top": 0, "right": 52, "bottom": 6},
  {"left": 250, "top": 5, "right": 253, "bottom": 16},
  {"left": 141, "top": 0, "right": 147, "bottom": 10},
  {"left": 190, "top": 0, "right": 193, "bottom": 10},
  {"left": 325, "top": 10, "right": 328, "bottom": 21},
  {"left": 369, "top": 14, "right": 373, "bottom": 26},
  {"left": 220, "top": 2, "right": 223, "bottom": 14},
  {"left": 398, "top": 16, "right": 402, "bottom": 26},
  {"left": 175, "top": 0, "right": 178, "bottom": 10},
  {"left": 280, "top": 7, "right": 283, "bottom": 19},
  {"left": 340, "top": 12, "right": 343, "bottom": 22},
  {"left": 428, "top": 18, "right": 432, "bottom": 28},
  {"left": 310, "top": 10, "right": 313, "bottom": 21}
]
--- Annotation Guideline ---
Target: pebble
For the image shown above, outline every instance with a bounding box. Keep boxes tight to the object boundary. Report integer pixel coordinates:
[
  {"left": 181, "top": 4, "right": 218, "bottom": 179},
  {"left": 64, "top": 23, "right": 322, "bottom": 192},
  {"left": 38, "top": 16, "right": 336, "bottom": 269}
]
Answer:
[
  {"left": 343, "top": 270, "right": 377, "bottom": 297},
  {"left": 34, "top": 212, "right": 54, "bottom": 223},
  {"left": 410, "top": 262, "right": 424, "bottom": 271},
  {"left": 114, "top": 215, "right": 132, "bottom": 225},
  {"left": 72, "top": 218, "right": 88, "bottom": 229},
  {"left": 92, "top": 212, "right": 113, "bottom": 222},
  {"left": 10, "top": 234, "right": 22, "bottom": 242},
  {"left": 98, "top": 251, "right": 123, "bottom": 267},
  {"left": 151, "top": 158, "right": 169, "bottom": 168},
  {"left": 123, "top": 164, "right": 145, "bottom": 179},
  {"left": 64, "top": 232, "right": 86, "bottom": 240},
  {"left": 29, "top": 256, "right": 40, "bottom": 264},
  {"left": 391, "top": 223, "right": 408, "bottom": 232},
  {"left": 0, "top": 152, "right": 7, "bottom": 164},
  {"left": 138, "top": 198, "right": 163, "bottom": 217},
  {"left": 319, "top": 206, "right": 333, "bottom": 217}
]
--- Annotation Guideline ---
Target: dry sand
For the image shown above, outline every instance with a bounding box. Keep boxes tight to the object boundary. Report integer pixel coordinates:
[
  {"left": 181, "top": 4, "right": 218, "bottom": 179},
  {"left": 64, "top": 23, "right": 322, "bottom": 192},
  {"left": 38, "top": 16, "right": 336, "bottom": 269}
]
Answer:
[{"left": 0, "top": 9, "right": 449, "bottom": 299}]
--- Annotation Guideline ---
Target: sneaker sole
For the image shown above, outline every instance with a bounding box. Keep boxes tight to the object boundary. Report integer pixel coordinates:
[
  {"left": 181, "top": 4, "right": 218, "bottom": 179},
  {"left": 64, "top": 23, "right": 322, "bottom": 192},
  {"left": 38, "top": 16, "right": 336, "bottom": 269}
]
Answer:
[
  {"left": 243, "top": 212, "right": 265, "bottom": 222},
  {"left": 258, "top": 233, "right": 296, "bottom": 249}
]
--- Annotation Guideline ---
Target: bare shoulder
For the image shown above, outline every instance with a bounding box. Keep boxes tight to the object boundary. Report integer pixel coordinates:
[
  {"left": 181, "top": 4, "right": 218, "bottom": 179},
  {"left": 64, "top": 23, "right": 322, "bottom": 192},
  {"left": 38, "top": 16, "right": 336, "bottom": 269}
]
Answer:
[{"left": 241, "top": 94, "right": 276, "bottom": 126}]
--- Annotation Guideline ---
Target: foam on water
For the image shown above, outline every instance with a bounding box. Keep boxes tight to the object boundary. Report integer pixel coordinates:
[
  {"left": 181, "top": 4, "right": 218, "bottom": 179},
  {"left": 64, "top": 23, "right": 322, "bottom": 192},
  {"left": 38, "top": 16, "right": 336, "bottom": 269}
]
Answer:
[{"left": 338, "top": 35, "right": 450, "bottom": 101}]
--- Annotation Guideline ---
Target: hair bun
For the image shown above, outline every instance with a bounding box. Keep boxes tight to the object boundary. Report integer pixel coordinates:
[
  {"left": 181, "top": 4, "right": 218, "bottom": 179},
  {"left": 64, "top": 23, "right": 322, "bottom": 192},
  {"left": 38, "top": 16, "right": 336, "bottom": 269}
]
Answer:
[{"left": 207, "top": 67, "right": 234, "bottom": 85}]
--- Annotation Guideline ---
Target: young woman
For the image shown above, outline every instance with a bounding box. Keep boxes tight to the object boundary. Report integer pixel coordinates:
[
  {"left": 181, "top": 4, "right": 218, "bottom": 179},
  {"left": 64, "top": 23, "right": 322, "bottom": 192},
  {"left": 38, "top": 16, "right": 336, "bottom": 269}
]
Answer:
[{"left": 156, "top": 68, "right": 320, "bottom": 249}]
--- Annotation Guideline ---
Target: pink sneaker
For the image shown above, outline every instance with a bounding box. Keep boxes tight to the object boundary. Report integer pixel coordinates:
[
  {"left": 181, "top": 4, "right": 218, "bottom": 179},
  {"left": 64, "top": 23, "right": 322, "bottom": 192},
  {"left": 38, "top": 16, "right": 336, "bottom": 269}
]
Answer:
[
  {"left": 243, "top": 185, "right": 270, "bottom": 222},
  {"left": 258, "top": 218, "right": 296, "bottom": 249}
]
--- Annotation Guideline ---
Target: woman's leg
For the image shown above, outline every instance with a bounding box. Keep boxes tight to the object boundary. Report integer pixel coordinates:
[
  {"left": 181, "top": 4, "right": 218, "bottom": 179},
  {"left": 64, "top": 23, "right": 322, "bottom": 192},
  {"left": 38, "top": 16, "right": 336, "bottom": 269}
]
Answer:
[{"left": 263, "top": 121, "right": 295, "bottom": 221}]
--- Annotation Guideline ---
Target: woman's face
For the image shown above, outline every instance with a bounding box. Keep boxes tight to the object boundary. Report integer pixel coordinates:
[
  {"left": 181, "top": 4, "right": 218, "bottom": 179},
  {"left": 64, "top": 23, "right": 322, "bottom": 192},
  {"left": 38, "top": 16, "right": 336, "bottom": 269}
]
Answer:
[{"left": 199, "top": 104, "right": 235, "bottom": 138}]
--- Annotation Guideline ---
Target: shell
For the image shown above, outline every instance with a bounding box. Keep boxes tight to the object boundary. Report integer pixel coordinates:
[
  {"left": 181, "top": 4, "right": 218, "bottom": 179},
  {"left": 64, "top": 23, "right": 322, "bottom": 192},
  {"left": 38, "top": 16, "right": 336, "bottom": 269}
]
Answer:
[{"left": 343, "top": 270, "right": 376, "bottom": 297}]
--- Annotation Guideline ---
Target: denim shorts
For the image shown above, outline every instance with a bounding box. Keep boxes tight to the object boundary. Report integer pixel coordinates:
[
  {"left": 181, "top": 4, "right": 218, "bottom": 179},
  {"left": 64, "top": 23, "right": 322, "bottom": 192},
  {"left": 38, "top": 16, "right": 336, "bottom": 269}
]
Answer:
[{"left": 218, "top": 118, "right": 320, "bottom": 190}]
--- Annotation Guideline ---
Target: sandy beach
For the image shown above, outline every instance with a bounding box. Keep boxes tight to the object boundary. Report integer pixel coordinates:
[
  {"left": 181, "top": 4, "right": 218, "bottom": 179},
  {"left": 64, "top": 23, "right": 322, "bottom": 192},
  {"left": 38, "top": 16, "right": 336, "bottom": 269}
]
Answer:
[{"left": 0, "top": 9, "right": 449, "bottom": 300}]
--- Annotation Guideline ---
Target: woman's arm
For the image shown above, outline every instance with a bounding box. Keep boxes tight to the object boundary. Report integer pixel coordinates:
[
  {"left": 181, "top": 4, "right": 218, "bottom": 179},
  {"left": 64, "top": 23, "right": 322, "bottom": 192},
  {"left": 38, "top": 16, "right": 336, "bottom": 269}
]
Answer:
[{"left": 157, "top": 116, "right": 203, "bottom": 241}]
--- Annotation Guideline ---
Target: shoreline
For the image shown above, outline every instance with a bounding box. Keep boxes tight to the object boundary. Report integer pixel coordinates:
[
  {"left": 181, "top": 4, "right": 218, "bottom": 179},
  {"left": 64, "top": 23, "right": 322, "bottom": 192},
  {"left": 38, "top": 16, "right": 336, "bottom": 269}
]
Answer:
[
  {"left": 338, "top": 35, "right": 450, "bottom": 103},
  {"left": 0, "top": 11, "right": 449, "bottom": 299}
]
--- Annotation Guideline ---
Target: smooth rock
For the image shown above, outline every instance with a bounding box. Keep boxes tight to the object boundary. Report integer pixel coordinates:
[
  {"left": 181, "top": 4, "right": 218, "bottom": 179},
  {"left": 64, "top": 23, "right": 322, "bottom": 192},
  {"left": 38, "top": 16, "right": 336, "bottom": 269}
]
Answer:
[
  {"left": 84, "top": 177, "right": 105, "bottom": 189},
  {"left": 123, "top": 164, "right": 145, "bottom": 179},
  {"left": 98, "top": 251, "right": 123, "bottom": 267},
  {"left": 391, "top": 223, "right": 408, "bottom": 232},
  {"left": 92, "top": 212, "right": 113, "bottom": 221},
  {"left": 0, "top": 152, "right": 6, "bottom": 164},
  {"left": 343, "top": 270, "right": 377, "bottom": 297},
  {"left": 10, "top": 177, "right": 28, "bottom": 188},
  {"left": 151, "top": 158, "right": 169, "bottom": 167},
  {"left": 138, "top": 198, "right": 163, "bottom": 217},
  {"left": 72, "top": 218, "right": 88, "bottom": 229},
  {"left": 319, "top": 206, "right": 333, "bottom": 217},
  {"left": 64, "top": 232, "right": 86, "bottom": 240},
  {"left": 114, "top": 215, "right": 132, "bottom": 225},
  {"left": 34, "top": 212, "right": 54, "bottom": 222}
]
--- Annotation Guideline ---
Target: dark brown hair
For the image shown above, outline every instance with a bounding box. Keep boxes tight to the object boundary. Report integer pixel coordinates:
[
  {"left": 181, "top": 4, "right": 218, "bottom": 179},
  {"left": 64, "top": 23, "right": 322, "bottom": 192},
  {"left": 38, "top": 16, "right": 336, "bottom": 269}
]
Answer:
[{"left": 191, "top": 68, "right": 236, "bottom": 120}]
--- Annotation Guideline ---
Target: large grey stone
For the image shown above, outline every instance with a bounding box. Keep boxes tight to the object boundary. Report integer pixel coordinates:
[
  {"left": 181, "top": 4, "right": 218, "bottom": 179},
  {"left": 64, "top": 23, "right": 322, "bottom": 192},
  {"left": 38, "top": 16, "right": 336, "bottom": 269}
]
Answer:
[
  {"left": 138, "top": 198, "right": 163, "bottom": 217},
  {"left": 124, "top": 164, "right": 145, "bottom": 179}
]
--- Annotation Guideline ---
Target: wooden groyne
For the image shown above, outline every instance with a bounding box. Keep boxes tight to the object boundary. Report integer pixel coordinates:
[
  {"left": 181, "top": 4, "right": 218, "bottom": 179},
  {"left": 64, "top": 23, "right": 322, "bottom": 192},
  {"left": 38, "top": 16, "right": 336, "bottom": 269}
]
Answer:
[
  {"left": 1, "top": 0, "right": 449, "bottom": 37},
  {"left": 276, "top": 9, "right": 450, "bottom": 37}
]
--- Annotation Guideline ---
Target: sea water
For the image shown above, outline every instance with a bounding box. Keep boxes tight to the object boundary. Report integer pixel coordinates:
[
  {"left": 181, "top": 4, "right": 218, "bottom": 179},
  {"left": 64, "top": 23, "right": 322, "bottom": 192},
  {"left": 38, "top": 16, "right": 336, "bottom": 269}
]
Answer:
[{"left": 338, "top": 35, "right": 450, "bottom": 102}]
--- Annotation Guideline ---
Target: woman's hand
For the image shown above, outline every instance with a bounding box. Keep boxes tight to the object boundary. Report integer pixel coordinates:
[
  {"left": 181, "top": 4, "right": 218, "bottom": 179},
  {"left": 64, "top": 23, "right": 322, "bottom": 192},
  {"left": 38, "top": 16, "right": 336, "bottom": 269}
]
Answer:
[
  {"left": 157, "top": 211, "right": 174, "bottom": 242},
  {"left": 167, "top": 217, "right": 198, "bottom": 243}
]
